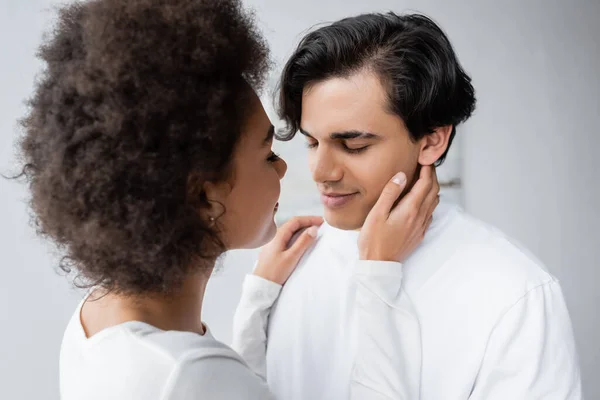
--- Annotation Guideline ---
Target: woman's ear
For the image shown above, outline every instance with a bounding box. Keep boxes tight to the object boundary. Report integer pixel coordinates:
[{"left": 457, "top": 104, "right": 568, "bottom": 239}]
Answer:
[
  {"left": 187, "top": 173, "right": 231, "bottom": 222},
  {"left": 418, "top": 125, "right": 453, "bottom": 166},
  {"left": 201, "top": 180, "right": 232, "bottom": 221}
]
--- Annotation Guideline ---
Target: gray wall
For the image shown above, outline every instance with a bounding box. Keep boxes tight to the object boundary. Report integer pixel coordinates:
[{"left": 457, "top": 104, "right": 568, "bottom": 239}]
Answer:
[{"left": 1, "top": 0, "right": 598, "bottom": 399}]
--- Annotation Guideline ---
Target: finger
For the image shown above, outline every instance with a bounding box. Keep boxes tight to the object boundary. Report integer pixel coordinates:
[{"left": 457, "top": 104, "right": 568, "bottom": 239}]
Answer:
[
  {"left": 407, "top": 165, "right": 434, "bottom": 207},
  {"left": 367, "top": 172, "right": 407, "bottom": 221},
  {"left": 285, "top": 225, "right": 319, "bottom": 263},
  {"left": 277, "top": 216, "right": 323, "bottom": 245},
  {"left": 424, "top": 212, "right": 434, "bottom": 230},
  {"left": 389, "top": 166, "right": 433, "bottom": 222},
  {"left": 425, "top": 195, "right": 440, "bottom": 226},
  {"left": 419, "top": 168, "right": 440, "bottom": 222}
]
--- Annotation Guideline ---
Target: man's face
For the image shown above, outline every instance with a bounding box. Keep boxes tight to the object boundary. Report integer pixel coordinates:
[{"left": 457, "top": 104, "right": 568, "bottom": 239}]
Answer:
[{"left": 300, "top": 70, "right": 421, "bottom": 230}]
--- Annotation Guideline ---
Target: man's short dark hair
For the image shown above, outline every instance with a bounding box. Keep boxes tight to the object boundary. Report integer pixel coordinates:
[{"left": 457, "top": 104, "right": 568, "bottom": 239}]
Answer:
[{"left": 278, "top": 13, "right": 476, "bottom": 165}]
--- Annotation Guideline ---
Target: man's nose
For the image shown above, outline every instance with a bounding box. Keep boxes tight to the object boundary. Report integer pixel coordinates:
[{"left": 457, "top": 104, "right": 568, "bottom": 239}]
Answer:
[{"left": 310, "top": 146, "right": 343, "bottom": 183}]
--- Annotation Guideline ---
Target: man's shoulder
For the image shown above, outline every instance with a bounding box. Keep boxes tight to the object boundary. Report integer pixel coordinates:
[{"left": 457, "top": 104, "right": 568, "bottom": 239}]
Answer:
[
  {"left": 444, "top": 209, "right": 556, "bottom": 296},
  {"left": 407, "top": 209, "right": 563, "bottom": 331},
  {"left": 302, "top": 208, "right": 557, "bottom": 296}
]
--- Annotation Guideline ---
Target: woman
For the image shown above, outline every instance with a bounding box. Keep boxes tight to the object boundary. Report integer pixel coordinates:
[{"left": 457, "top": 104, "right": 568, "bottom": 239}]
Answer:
[{"left": 17, "top": 0, "right": 438, "bottom": 398}]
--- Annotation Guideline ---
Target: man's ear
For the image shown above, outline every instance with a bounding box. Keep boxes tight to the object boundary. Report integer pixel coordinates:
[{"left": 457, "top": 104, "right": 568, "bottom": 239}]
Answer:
[{"left": 418, "top": 125, "right": 453, "bottom": 166}]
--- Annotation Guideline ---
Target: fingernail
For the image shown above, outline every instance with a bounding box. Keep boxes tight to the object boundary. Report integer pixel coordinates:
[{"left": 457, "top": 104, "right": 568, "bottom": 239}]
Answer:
[
  {"left": 392, "top": 172, "right": 406, "bottom": 185},
  {"left": 307, "top": 226, "right": 319, "bottom": 237}
]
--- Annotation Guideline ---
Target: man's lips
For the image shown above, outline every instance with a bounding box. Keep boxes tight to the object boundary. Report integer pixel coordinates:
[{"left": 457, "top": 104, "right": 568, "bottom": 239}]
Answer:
[{"left": 320, "top": 192, "right": 358, "bottom": 208}]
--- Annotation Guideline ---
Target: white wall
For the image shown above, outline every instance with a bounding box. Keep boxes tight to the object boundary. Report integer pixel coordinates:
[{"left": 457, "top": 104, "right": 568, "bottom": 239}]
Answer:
[
  {"left": 1, "top": 0, "right": 598, "bottom": 399},
  {"left": 0, "top": 2, "right": 80, "bottom": 399}
]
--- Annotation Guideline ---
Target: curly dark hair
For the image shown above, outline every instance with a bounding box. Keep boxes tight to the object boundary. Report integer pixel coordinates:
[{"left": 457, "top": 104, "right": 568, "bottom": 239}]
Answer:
[
  {"left": 17, "top": 0, "right": 269, "bottom": 295},
  {"left": 278, "top": 13, "right": 476, "bottom": 166}
]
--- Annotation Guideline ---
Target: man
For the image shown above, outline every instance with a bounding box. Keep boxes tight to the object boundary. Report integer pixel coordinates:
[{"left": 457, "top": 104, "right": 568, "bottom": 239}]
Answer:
[{"left": 235, "top": 12, "right": 582, "bottom": 399}]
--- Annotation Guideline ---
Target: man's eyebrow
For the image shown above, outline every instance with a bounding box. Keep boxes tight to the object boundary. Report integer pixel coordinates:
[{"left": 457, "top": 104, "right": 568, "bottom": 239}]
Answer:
[
  {"left": 263, "top": 125, "right": 275, "bottom": 146},
  {"left": 330, "top": 131, "right": 379, "bottom": 140},
  {"left": 299, "top": 127, "right": 313, "bottom": 138},
  {"left": 299, "top": 127, "right": 379, "bottom": 140}
]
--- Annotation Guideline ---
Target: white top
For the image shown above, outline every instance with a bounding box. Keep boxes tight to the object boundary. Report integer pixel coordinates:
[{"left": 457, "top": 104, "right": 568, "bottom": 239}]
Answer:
[
  {"left": 234, "top": 260, "right": 422, "bottom": 399},
  {"left": 233, "top": 200, "right": 583, "bottom": 400},
  {"left": 59, "top": 298, "right": 273, "bottom": 400}
]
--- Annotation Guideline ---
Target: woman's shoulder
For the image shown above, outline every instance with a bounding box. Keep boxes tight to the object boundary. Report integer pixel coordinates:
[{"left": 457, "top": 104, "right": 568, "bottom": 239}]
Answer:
[
  {"left": 123, "top": 323, "right": 240, "bottom": 361},
  {"left": 62, "top": 319, "right": 273, "bottom": 399},
  {"left": 64, "top": 321, "right": 271, "bottom": 400},
  {"left": 152, "top": 328, "right": 273, "bottom": 400}
]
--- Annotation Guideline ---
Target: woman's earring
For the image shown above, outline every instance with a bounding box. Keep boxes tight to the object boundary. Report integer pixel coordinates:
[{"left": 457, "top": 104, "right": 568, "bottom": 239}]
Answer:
[{"left": 205, "top": 200, "right": 224, "bottom": 226}]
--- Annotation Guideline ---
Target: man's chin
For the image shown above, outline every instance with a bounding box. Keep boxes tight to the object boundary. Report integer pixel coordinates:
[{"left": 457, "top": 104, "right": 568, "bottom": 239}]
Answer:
[{"left": 323, "top": 210, "right": 365, "bottom": 231}]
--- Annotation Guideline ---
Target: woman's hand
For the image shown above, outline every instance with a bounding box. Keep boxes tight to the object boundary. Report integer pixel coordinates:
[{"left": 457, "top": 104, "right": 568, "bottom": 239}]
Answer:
[
  {"left": 254, "top": 216, "right": 324, "bottom": 285},
  {"left": 359, "top": 165, "right": 440, "bottom": 262}
]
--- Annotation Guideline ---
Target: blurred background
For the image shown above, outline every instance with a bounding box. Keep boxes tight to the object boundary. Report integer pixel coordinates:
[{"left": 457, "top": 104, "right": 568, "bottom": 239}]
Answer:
[{"left": 1, "top": 0, "right": 598, "bottom": 398}]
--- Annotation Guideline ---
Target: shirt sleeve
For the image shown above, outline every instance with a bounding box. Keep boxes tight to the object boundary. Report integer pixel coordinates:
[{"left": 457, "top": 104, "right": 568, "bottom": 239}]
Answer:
[
  {"left": 162, "top": 349, "right": 276, "bottom": 400},
  {"left": 348, "top": 260, "right": 422, "bottom": 400},
  {"left": 231, "top": 274, "right": 282, "bottom": 380},
  {"left": 469, "top": 279, "right": 583, "bottom": 400},
  {"left": 232, "top": 260, "right": 422, "bottom": 400}
]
